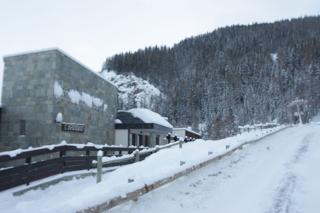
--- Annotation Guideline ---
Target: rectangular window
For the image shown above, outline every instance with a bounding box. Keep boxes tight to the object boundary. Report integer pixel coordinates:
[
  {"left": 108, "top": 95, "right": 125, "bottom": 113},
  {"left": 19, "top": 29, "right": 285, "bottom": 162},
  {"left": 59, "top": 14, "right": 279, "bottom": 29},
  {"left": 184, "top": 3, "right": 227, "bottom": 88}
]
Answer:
[
  {"left": 145, "top": 135, "right": 149, "bottom": 147},
  {"left": 156, "top": 135, "right": 160, "bottom": 145},
  {"left": 131, "top": 134, "right": 136, "bottom": 146},
  {"left": 139, "top": 135, "right": 143, "bottom": 147},
  {"left": 19, "top": 120, "right": 26, "bottom": 136}
]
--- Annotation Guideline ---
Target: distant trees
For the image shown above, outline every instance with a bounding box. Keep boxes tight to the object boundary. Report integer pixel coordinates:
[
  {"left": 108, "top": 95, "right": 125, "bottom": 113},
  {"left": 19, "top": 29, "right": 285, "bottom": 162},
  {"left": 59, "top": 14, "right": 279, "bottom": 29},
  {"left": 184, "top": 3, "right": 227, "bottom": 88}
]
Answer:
[{"left": 102, "top": 16, "right": 320, "bottom": 139}]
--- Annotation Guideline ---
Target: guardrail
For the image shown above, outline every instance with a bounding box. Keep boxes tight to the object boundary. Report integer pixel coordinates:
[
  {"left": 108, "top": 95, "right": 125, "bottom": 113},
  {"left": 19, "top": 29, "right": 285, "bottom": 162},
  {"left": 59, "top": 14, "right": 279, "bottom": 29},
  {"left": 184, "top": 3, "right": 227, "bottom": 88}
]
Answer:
[
  {"left": 94, "top": 141, "right": 181, "bottom": 183},
  {"left": 0, "top": 144, "right": 144, "bottom": 191}
]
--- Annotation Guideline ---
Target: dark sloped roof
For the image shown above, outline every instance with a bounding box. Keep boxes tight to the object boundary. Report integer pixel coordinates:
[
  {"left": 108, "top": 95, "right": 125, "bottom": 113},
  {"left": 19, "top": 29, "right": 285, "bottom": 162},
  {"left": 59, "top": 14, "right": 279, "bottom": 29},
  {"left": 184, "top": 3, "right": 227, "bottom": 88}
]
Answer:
[
  {"left": 116, "top": 110, "right": 172, "bottom": 133},
  {"left": 117, "top": 111, "right": 145, "bottom": 124}
]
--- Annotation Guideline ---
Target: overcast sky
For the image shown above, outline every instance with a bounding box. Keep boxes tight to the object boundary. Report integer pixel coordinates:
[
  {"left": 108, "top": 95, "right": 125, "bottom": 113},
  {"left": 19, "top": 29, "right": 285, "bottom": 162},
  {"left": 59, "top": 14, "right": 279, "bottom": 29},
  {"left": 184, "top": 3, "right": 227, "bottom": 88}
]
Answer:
[{"left": 0, "top": 0, "right": 319, "bottom": 80}]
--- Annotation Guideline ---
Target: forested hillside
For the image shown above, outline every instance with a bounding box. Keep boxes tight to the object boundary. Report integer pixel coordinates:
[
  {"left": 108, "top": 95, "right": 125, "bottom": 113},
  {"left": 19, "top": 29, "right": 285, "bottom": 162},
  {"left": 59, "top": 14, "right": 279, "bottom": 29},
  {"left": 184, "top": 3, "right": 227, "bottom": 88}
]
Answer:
[{"left": 102, "top": 16, "right": 320, "bottom": 139}]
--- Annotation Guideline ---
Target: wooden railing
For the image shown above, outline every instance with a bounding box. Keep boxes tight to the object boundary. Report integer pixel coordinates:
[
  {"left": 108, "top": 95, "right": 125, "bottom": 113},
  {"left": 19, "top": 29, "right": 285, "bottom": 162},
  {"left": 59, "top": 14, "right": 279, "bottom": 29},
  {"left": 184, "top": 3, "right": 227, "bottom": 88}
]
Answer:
[
  {"left": 94, "top": 141, "right": 181, "bottom": 183},
  {"left": 0, "top": 144, "right": 144, "bottom": 191}
]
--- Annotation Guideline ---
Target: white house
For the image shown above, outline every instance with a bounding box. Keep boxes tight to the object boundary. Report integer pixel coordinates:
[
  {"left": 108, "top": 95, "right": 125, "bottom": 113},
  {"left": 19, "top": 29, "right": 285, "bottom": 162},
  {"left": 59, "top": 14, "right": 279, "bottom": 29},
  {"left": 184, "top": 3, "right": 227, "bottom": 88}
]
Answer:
[
  {"left": 173, "top": 128, "right": 201, "bottom": 140},
  {"left": 115, "top": 108, "right": 173, "bottom": 147}
]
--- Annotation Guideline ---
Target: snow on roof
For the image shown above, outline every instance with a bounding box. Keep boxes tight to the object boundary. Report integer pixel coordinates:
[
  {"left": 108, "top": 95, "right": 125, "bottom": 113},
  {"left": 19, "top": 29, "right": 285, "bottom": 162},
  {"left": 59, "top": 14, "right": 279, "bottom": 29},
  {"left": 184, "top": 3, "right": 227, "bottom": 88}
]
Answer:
[
  {"left": 115, "top": 119, "right": 122, "bottom": 124},
  {"left": 126, "top": 108, "right": 173, "bottom": 128},
  {"left": 173, "top": 127, "right": 201, "bottom": 136}
]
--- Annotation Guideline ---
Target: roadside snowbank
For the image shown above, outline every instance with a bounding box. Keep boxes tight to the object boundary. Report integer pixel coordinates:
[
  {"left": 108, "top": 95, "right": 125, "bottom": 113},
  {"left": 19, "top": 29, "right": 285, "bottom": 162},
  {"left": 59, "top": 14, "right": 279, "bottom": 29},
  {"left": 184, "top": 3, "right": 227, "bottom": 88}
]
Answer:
[{"left": 0, "top": 125, "right": 285, "bottom": 213}]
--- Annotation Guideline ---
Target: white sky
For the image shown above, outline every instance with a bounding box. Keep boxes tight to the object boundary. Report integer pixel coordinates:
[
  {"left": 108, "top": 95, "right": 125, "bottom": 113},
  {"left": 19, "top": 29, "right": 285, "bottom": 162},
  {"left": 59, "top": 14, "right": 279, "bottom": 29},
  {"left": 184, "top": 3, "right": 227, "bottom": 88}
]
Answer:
[{"left": 0, "top": 0, "right": 319, "bottom": 92}]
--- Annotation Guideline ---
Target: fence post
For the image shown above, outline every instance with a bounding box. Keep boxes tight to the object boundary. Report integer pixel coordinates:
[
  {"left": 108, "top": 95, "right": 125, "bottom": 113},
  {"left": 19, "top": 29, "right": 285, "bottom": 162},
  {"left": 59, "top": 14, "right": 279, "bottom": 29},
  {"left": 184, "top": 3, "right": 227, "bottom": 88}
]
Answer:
[
  {"left": 25, "top": 156, "right": 32, "bottom": 185},
  {"left": 179, "top": 140, "right": 183, "bottom": 149},
  {"left": 155, "top": 146, "right": 160, "bottom": 153},
  {"left": 59, "top": 149, "right": 66, "bottom": 173},
  {"left": 86, "top": 150, "right": 90, "bottom": 170},
  {"left": 134, "top": 150, "right": 140, "bottom": 162},
  {"left": 96, "top": 150, "right": 103, "bottom": 184}
]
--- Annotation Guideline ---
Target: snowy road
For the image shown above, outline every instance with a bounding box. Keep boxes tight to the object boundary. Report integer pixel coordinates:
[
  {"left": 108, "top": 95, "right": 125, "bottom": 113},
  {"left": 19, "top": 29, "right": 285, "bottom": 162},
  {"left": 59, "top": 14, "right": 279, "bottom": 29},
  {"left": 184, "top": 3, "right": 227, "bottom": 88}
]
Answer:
[{"left": 108, "top": 124, "right": 320, "bottom": 213}]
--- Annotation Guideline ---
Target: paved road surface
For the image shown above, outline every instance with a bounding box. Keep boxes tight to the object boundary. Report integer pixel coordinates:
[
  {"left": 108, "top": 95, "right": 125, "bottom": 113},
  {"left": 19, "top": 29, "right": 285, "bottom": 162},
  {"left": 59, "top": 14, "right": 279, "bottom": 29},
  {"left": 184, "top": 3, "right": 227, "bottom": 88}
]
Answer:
[{"left": 108, "top": 124, "right": 320, "bottom": 213}]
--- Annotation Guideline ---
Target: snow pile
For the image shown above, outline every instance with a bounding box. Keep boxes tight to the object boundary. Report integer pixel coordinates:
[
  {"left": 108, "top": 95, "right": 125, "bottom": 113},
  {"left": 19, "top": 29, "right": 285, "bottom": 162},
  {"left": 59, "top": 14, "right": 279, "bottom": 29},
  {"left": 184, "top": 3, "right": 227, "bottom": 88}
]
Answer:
[
  {"left": 115, "top": 119, "right": 122, "bottom": 124},
  {"left": 0, "top": 125, "right": 285, "bottom": 213},
  {"left": 54, "top": 81, "right": 107, "bottom": 111},
  {"left": 68, "top": 90, "right": 104, "bottom": 108},
  {"left": 270, "top": 53, "right": 278, "bottom": 62},
  {"left": 53, "top": 81, "right": 63, "bottom": 97},
  {"left": 311, "top": 112, "right": 320, "bottom": 123},
  {"left": 126, "top": 108, "right": 173, "bottom": 128},
  {"left": 67, "top": 89, "right": 81, "bottom": 104},
  {"left": 55, "top": 113, "right": 63, "bottom": 123},
  {"left": 101, "top": 70, "right": 163, "bottom": 109}
]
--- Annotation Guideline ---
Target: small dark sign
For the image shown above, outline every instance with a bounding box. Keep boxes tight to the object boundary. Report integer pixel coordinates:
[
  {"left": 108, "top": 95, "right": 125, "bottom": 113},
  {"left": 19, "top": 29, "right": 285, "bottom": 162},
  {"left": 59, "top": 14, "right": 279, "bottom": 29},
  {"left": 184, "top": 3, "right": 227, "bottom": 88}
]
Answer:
[{"left": 61, "top": 123, "right": 85, "bottom": 133}]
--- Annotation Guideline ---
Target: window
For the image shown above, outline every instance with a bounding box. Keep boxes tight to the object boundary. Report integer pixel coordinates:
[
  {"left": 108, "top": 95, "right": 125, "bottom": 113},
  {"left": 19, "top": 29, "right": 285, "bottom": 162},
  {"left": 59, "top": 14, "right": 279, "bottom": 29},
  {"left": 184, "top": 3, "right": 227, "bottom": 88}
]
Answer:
[
  {"left": 131, "top": 134, "right": 136, "bottom": 146},
  {"left": 139, "top": 135, "right": 143, "bottom": 146},
  {"left": 156, "top": 135, "right": 160, "bottom": 145},
  {"left": 145, "top": 135, "right": 149, "bottom": 147},
  {"left": 19, "top": 120, "right": 26, "bottom": 136}
]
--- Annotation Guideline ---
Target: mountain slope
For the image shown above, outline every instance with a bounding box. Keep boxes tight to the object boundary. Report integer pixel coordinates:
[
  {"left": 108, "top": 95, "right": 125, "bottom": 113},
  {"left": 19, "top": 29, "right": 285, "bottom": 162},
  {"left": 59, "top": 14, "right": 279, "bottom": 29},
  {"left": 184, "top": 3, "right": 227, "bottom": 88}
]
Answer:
[
  {"left": 102, "top": 16, "right": 320, "bottom": 139},
  {"left": 101, "top": 71, "right": 165, "bottom": 111}
]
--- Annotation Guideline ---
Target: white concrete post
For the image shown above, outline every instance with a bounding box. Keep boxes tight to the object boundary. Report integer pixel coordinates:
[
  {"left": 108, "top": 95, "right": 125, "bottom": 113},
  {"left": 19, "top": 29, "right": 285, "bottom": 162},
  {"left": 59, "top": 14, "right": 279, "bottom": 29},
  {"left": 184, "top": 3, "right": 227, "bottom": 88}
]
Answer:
[
  {"left": 134, "top": 149, "right": 140, "bottom": 162},
  {"left": 179, "top": 140, "right": 183, "bottom": 149},
  {"left": 96, "top": 150, "right": 103, "bottom": 184}
]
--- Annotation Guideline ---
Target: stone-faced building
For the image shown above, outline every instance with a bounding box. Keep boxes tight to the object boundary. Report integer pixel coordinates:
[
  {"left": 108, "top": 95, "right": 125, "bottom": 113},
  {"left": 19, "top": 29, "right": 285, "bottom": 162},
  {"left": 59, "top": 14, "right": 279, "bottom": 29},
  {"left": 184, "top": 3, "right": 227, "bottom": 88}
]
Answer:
[{"left": 0, "top": 49, "right": 117, "bottom": 151}]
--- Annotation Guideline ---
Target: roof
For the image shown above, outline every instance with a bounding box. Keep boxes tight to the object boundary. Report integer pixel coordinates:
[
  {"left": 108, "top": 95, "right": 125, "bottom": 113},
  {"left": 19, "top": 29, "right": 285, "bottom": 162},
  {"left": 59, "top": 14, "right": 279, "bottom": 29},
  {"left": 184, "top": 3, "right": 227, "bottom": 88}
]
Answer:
[
  {"left": 173, "top": 128, "right": 201, "bottom": 136},
  {"left": 117, "top": 108, "right": 173, "bottom": 129},
  {"left": 3, "top": 48, "right": 116, "bottom": 89}
]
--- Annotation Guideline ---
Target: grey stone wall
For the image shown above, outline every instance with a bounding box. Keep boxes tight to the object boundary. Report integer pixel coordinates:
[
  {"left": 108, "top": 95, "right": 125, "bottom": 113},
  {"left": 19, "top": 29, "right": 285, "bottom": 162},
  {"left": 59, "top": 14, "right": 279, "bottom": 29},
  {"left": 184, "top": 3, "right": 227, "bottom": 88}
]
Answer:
[{"left": 0, "top": 49, "right": 117, "bottom": 151}]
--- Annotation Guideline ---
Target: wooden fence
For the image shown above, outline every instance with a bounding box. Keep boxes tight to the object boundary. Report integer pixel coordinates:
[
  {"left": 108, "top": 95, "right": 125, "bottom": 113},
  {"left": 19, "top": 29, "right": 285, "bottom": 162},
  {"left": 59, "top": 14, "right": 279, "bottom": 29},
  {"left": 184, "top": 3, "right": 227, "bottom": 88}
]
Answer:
[{"left": 0, "top": 145, "right": 144, "bottom": 191}]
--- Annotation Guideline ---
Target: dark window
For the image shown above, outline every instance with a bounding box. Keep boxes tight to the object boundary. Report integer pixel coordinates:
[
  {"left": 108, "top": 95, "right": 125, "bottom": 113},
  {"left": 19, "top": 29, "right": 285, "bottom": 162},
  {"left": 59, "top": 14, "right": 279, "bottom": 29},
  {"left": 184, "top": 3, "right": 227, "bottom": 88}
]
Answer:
[
  {"left": 145, "top": 135, "right": 149, "bottom": 147},
  {"left": 156, "top": 135, "right": 160, "bottom": 145},
  {"left": 19, "top": 120, "right": 26, "bottom": 136},
  {"left": 139, "top": 135, "right": 143, "bottom": 146},
  {"left": 131, "top": 134, "right": 136, "bottom": 146}
]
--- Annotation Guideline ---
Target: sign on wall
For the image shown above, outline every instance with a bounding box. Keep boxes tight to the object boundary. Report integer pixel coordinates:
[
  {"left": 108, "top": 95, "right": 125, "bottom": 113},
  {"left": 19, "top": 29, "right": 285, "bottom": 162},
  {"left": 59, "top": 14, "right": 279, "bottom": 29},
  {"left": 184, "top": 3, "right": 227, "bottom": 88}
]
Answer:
[{"left": 61, "top": 123, "right": 85, "bottom": 133}]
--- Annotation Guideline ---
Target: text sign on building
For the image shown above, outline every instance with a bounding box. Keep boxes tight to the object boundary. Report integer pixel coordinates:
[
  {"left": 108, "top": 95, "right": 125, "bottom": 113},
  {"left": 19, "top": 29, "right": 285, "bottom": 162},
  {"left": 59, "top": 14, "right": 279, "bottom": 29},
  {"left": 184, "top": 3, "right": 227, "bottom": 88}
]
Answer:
[{"left": 61, "top": 123, "right": 85, "bottom": 133}]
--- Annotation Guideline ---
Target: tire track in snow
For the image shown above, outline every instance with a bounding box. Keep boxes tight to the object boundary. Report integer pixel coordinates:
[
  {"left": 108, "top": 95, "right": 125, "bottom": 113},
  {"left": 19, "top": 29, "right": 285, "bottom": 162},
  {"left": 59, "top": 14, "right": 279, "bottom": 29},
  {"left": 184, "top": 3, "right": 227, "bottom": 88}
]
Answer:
[{"left": 266, "top": 133, "right": 314, "bottom": 213}]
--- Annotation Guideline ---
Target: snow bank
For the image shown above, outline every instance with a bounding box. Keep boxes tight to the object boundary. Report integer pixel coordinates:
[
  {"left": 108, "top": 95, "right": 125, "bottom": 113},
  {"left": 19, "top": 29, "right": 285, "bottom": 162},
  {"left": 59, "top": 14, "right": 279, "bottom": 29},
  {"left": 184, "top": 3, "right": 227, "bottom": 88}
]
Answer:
[
  {"left": 127, "top": 108, "right": 173, "bottom": 128},
  {"left": 0, "top": 125, "right": 285, "bottom": 213},
  {"left": 311, "top": 112, "right": 320, "bottom": 123}
]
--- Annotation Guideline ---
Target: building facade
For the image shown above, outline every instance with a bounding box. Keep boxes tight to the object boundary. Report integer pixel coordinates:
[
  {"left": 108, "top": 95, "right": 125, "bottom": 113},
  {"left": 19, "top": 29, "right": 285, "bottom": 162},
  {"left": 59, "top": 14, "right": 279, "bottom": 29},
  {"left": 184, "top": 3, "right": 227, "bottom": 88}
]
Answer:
[
  {"left": 0, "top": 49, "right": 117, "bottom": 151},
  {"left": 173, "top": 128, "right": 201, "bottom": 140},
  {"left": 115, "top": 108, "right": 173, "bottom": 147}
]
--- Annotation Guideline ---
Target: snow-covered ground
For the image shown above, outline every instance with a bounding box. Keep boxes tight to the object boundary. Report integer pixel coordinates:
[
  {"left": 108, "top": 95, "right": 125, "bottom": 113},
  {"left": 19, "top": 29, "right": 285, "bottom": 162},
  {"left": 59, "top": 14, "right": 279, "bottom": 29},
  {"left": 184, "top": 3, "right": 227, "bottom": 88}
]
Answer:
[
  {"left": 0, "top": 126, "right": 283, "bottom": 213},
  {"left": 109, "top": 124, "right": 320, "bottom": 213}
]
